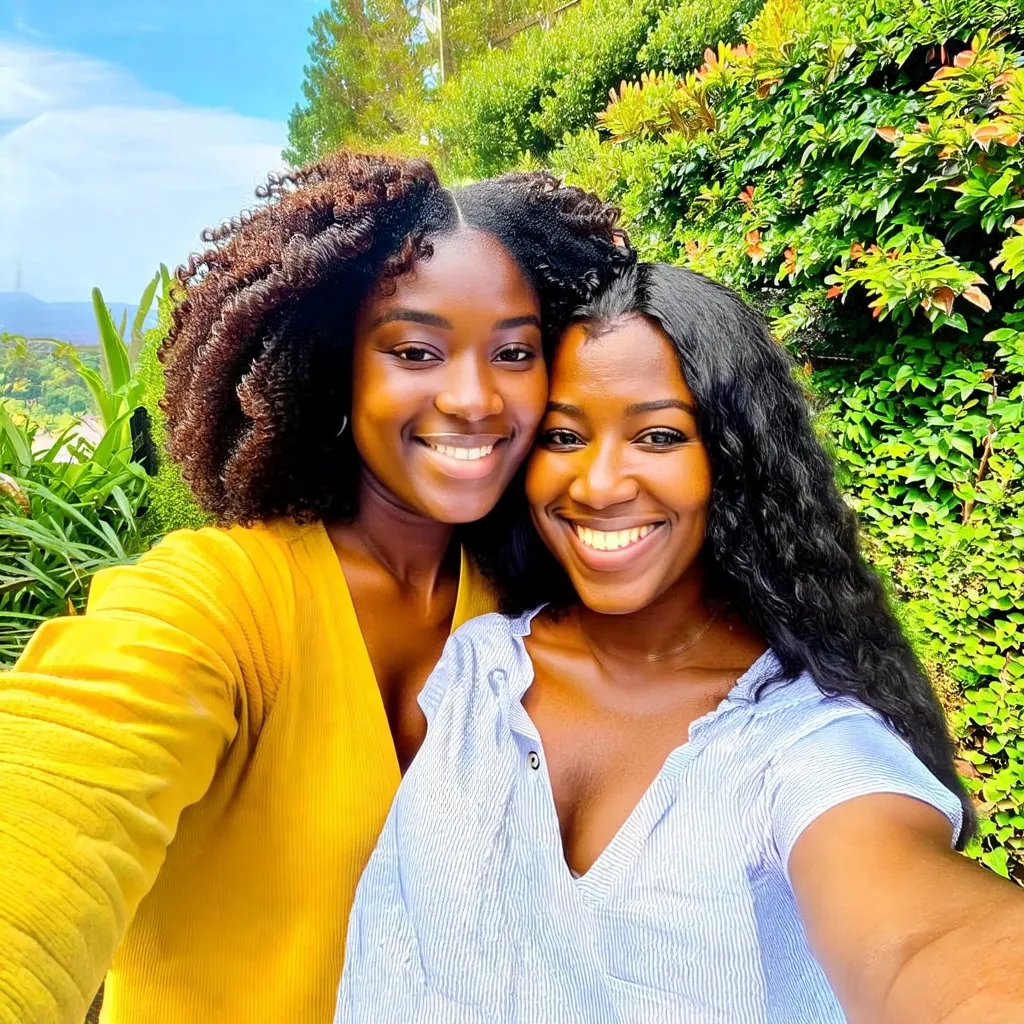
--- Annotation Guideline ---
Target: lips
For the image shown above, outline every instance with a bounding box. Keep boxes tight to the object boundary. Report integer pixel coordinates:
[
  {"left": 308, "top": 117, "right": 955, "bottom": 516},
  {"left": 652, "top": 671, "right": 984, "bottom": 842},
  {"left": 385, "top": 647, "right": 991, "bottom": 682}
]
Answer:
[
  {"left": 561, "top": 516, "right": 666, "bottom": 571},
  {"left": 414, "top": 433, "right": 511, "bottom": 479}
]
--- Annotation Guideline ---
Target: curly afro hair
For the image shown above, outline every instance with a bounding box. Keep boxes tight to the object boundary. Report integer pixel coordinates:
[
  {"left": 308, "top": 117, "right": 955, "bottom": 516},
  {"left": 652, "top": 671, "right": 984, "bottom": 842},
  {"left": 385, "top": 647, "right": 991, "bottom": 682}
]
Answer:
[
  {"left": 474, "top": 262, "right": 974, "bottom": 840},
  {"left": 160, "top": 150, "right": 633, "bottom": 525}
]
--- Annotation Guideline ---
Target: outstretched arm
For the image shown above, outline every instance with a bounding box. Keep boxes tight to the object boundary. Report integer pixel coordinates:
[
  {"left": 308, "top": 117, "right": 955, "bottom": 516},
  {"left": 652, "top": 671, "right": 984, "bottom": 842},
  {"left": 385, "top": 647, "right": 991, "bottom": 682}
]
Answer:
[
  {"left": 791, "top": 793, "right": 1024, "bottom": 1024},
  {"left": 0, "top": 528, "right": 281, "bottom": 1024}
]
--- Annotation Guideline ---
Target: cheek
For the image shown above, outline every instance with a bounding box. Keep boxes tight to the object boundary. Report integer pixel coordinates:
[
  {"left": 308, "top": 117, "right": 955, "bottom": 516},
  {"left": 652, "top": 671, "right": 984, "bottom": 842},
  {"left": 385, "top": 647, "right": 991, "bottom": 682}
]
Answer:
[
  {"left": 648, "top": 449, "right": 713, "bottom": 518},
  {"left": 351, "top": 360, "right": 426, "bottom": 431},
  {"left": 502, "top": 365, "right": 548, "bottom": 433},
  {"left": 525, "top": 451, "right": 567, "bottom": 512}
]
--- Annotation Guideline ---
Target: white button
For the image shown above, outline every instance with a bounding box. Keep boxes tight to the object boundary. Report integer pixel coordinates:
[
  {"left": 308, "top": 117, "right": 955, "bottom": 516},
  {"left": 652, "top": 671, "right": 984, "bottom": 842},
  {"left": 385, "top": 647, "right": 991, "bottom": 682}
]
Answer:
[{"left": 528, "top": 751, "right": 541, "bottom": 770}]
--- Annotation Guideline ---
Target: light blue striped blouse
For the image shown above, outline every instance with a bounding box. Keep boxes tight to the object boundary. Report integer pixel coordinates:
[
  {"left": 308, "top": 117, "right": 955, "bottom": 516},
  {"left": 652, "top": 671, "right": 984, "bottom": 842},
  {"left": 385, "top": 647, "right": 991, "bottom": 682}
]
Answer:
[{"left": 336, "top": 609, "right": 963, "bottom": 1024}]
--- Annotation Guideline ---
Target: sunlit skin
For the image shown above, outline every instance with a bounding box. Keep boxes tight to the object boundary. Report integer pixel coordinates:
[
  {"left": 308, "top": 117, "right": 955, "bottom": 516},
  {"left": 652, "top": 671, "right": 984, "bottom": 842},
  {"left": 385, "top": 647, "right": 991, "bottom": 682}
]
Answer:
[
  {"left": 327, "top": 229, "right": 547, "bottom": 770},
  {"left": 521, "top": 315, "right": 1024, "bottom": 1023}
]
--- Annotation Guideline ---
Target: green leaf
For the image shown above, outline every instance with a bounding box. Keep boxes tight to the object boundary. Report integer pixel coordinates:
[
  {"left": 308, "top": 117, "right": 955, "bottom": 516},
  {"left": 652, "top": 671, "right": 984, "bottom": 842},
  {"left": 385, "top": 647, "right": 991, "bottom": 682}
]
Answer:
[
  {"left": 91, "top": 287, "right": 132, "bottom": 395},
  {"left": 0, "top": 402, "right": 32, "bottom": 472}
]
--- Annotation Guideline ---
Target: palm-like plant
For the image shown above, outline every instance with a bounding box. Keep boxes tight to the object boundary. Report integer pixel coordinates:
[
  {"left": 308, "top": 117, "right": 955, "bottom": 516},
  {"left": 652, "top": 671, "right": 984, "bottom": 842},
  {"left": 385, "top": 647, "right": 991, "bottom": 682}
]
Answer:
[{"left": 0, "top": 272, "right": 165, "bottom": 666}]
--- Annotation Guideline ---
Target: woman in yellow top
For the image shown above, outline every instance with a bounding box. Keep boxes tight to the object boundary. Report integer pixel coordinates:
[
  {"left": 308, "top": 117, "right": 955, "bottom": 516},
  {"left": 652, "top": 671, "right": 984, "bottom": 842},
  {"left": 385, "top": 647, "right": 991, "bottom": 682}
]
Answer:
[{"left": 0, "top": 151, "right": 632, "bottom": 1024}]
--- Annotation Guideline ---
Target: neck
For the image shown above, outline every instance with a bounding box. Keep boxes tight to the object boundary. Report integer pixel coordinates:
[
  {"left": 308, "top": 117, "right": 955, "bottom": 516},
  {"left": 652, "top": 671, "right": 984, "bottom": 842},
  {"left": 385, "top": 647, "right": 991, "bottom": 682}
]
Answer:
[
  {"left": 329, "top": 468, "right": 457, "bottom": 589},
  {"left": 577, "top": 565, "right": 714, "bottom": 665}
]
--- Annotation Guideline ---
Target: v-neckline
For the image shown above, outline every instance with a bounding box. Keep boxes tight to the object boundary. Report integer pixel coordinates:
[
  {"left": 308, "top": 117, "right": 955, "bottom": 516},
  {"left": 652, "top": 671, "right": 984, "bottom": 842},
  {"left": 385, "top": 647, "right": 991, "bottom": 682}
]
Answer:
[
  {"left": 312, "top": 521, "right": 474, "bottom": 779},
  {"left": 506, "top": 609, "right": 774, "bottom": 900}
]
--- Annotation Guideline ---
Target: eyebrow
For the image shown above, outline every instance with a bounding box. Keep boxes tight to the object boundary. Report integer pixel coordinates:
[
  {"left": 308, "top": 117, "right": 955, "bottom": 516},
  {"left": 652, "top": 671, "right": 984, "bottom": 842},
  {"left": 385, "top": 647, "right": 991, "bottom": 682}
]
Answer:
[
  {"left": 369, "top": 310, "right": 542, "bottom": 331},
  {"left": 546, "top": 398, "right": 697, "bottom": 417},
  {"left": 546, "top": 401, "right": 583, "bottom": 416},
  {"left": 370, "top": 308, "right": 451, "bottom": 329},
  {"left": 625, "top": 399, "right": 697, "bottom": 416}
]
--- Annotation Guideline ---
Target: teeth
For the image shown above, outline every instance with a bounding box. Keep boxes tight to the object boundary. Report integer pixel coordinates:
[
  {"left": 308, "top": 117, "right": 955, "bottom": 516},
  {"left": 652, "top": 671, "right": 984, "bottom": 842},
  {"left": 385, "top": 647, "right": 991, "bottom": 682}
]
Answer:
[
  {"left": 574, "top": 524, "right": 656, "bottom": 551},
  {"left": 427, "top": 443, "right": 494, "bottom": 461}
]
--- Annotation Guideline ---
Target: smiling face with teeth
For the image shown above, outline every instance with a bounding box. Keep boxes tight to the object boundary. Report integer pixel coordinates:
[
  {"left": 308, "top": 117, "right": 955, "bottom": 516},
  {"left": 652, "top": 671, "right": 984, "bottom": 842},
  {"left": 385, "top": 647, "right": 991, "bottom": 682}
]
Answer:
[
  {"left": 351, "top": 229, "right": 548, "bottom": 524},
  {"left": 525, "top": 315, "right": 712, "bottom": 615}
]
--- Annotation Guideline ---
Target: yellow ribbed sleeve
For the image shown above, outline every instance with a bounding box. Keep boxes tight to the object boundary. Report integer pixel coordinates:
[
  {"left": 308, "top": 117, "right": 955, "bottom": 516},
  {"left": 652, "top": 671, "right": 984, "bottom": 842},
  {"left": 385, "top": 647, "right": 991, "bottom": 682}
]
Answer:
[{"left": 0, "top": 520, "right": 495, "bottom": 1024}]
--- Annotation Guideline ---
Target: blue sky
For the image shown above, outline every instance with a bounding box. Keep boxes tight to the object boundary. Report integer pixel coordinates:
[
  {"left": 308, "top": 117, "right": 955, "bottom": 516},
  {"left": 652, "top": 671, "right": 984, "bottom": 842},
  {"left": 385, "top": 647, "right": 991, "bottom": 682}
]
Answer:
[{"left": 1, "top": 0, "right": 323, "bottom": 303}]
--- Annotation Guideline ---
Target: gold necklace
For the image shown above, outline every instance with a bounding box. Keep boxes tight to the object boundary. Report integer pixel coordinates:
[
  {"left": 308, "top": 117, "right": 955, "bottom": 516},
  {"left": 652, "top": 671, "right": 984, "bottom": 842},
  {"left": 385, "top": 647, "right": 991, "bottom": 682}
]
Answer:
[{"left": 578, "top": 604, "right": 721, "bottom": 665}]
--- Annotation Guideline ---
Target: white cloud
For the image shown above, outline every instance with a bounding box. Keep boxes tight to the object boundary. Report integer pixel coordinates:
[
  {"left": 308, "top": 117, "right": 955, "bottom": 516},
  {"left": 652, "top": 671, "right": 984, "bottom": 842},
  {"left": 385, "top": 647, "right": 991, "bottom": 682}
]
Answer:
[{"left": 0, "top": 40, "right": 288, "bottom": 302}]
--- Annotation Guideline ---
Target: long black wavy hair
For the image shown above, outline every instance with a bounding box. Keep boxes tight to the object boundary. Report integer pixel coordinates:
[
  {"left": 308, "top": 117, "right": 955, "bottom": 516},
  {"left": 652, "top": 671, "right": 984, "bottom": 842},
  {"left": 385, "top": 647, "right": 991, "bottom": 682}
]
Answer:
[
  {"left": 474, "top": 262, "right": 973, "bottom": 838},
  {"left": 161, "top": 151, "right": 633, "bottom": 524}
]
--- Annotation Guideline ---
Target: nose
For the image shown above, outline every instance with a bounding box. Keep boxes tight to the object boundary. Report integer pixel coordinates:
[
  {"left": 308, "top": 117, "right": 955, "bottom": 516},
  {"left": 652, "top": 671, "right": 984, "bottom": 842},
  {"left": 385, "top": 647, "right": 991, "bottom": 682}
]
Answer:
[
  {"left": 568, "top": 437, "right": 638, "bottom": 510},
  {"left": 434, "top": 353, "right": 504, "bottom": 421}
]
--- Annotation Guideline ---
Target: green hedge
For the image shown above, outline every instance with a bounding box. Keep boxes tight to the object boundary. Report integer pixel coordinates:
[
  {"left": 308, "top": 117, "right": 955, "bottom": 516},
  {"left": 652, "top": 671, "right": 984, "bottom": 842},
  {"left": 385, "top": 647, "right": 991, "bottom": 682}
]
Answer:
[{"left": 135, "top": 299, "right": 209, "bottom": 535}]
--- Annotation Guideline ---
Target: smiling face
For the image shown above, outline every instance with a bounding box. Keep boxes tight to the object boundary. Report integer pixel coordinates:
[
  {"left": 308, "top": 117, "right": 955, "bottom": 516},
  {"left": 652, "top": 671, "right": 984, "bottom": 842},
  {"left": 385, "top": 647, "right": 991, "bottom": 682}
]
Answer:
[
  {"left": 351, "top": 228, "right": 548, "bottom": 524},
  {"left": 525, "top": 315, "right": 713, "bottom": 615}
]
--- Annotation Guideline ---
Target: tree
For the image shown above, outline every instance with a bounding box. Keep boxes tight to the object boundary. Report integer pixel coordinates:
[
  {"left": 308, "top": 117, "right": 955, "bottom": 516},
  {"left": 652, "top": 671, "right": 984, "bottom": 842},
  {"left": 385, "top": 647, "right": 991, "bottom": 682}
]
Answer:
[{"left": 285, "top": 0, "right": 548, "bottom": 165}]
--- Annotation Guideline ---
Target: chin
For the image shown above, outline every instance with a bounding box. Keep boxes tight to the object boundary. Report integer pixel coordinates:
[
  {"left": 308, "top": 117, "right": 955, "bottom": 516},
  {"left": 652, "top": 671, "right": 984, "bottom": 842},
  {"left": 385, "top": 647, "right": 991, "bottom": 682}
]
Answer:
[
  {"left": 571, "top": 579, "right": 653, "bottom": 617},
  {"left": 424, "top": 495, "right": 501, "bottom": 526}
]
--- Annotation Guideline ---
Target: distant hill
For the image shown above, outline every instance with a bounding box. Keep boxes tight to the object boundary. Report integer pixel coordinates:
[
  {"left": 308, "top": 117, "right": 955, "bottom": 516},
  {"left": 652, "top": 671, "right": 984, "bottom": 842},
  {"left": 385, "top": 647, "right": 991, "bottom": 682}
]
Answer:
[{"left": 0, "top": 293, "right": 158, "bottom": 347}]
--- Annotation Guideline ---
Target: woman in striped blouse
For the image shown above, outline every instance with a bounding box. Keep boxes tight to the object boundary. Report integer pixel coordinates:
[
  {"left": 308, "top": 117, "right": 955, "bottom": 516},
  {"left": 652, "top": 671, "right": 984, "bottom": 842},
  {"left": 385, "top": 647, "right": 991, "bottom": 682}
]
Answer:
[{"left": 338, "top": 262, "right": 1024, "bottom": 1023}]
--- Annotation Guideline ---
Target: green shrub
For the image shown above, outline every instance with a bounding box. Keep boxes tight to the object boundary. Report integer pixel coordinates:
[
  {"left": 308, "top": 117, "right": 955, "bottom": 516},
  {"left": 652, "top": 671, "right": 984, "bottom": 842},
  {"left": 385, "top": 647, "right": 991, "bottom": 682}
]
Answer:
[
  {"left": 639, "top": 0, "right": 763, "bottom": 72},
  {"left": 135, "top": 287, "right": 210, "bottom": 536},
  {"left": 555, "top": 0, "right": 1024, "bottom": 877}
]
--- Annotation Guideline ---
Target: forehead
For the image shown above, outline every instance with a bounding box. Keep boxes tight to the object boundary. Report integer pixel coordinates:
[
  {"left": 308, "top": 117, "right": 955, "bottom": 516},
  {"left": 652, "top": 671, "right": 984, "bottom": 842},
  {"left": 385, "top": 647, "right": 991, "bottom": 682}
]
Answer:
[
  {"left": 373, "top": 228, "right": 538, "bottom": 313},
  {"left": 550, "top": 316, "right": 693, "bottom": 405}
]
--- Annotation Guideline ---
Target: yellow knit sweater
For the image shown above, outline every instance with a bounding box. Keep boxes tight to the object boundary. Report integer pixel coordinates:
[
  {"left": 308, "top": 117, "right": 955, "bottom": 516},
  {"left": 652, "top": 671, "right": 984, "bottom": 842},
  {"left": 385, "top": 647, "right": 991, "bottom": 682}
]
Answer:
[{"left": 0, "top": 519, "right": 494, "bottom": 1024}]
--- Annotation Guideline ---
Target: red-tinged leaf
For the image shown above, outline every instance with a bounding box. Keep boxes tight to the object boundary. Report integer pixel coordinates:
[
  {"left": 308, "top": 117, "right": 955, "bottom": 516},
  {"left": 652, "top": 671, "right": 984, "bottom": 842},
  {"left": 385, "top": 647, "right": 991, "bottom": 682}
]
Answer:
[
  {"left": 886, "top": 248, "right": 900, "bottom": 260},
  {"left": 825, "top": 285, "right": 844, "bottom": 299},
  {"left": 875, "top": 125, "right": 899, "bottom": 143},
  {"left": 931, "top": 286, "right": 955, "bottom": 315},
  {"left": 932, "top": 65, "right": 963, "bottom": 80},
  {"left": 920, "top": 295, "right": 932, "bottom": 312},
  {"left": 738, "top": 185, "right": 756, "bottom": 208},
  {"left": 745, "top": 229, "right": 761, "bottom": 245},
  {"left": 962, "top": 285, "right": 992, "bottom": 311},
  {"left": 993, "top": 71, "right": 1014, "bottom": 89},
  {"left": 870, "top": 303, "right": 883, "bottom": 319},
  {"left": 850, "top": 242, "right": 864, "bottom": 260},
  {"left": 954, "top": 49, "right": 976, "bottom": 68},
  {"left": 868, "top": 244, "right": 882, "bottom": 256},
  {"left": 756, "top": 78, "right": 781, "bottom": 99},
  {"left": 972, "top": 123, "right": 1002, "bottom": 148},
  {"left": 704, "top": 48, "right": 716, "bottom": 66}
]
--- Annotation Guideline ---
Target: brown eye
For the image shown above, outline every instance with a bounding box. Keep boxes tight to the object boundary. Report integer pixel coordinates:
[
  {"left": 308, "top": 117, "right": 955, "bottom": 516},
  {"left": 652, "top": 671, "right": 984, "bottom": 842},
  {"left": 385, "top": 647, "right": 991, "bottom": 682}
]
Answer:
[
  {"left": 494, "top": 345, "right": 535, "bottom": 364},
  {"left": 394, "top": 345, "right": 441, "bottom": 363},
  {"left": 637, "top": 428, "right": 686, "bottom": 447},
  {"left": 540, "top": 429, "right": 583, "bottom": 450}
]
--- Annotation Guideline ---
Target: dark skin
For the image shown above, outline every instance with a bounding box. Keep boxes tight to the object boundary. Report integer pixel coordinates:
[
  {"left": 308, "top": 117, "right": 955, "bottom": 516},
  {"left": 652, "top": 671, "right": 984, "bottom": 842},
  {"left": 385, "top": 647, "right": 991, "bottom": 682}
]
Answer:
[
  {"left": 326, "top": 229, "right": 547, "bottom": 771},
  {"left": 524, "top": 314, "right": 1024, "bottom": 1021}
]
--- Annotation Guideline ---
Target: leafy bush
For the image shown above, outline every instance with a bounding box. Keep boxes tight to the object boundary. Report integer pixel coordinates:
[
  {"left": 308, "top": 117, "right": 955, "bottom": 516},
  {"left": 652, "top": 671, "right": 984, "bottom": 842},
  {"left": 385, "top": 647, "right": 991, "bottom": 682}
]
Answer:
[
  {"left": 135, "top": 283, "right": 209, "bottom": 535},
  {"left": 0, "top": 405, "right": 151, "bottom": 666},
  {"left": 555, "top": 0, "right": 1024, "bottom": 878}
]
